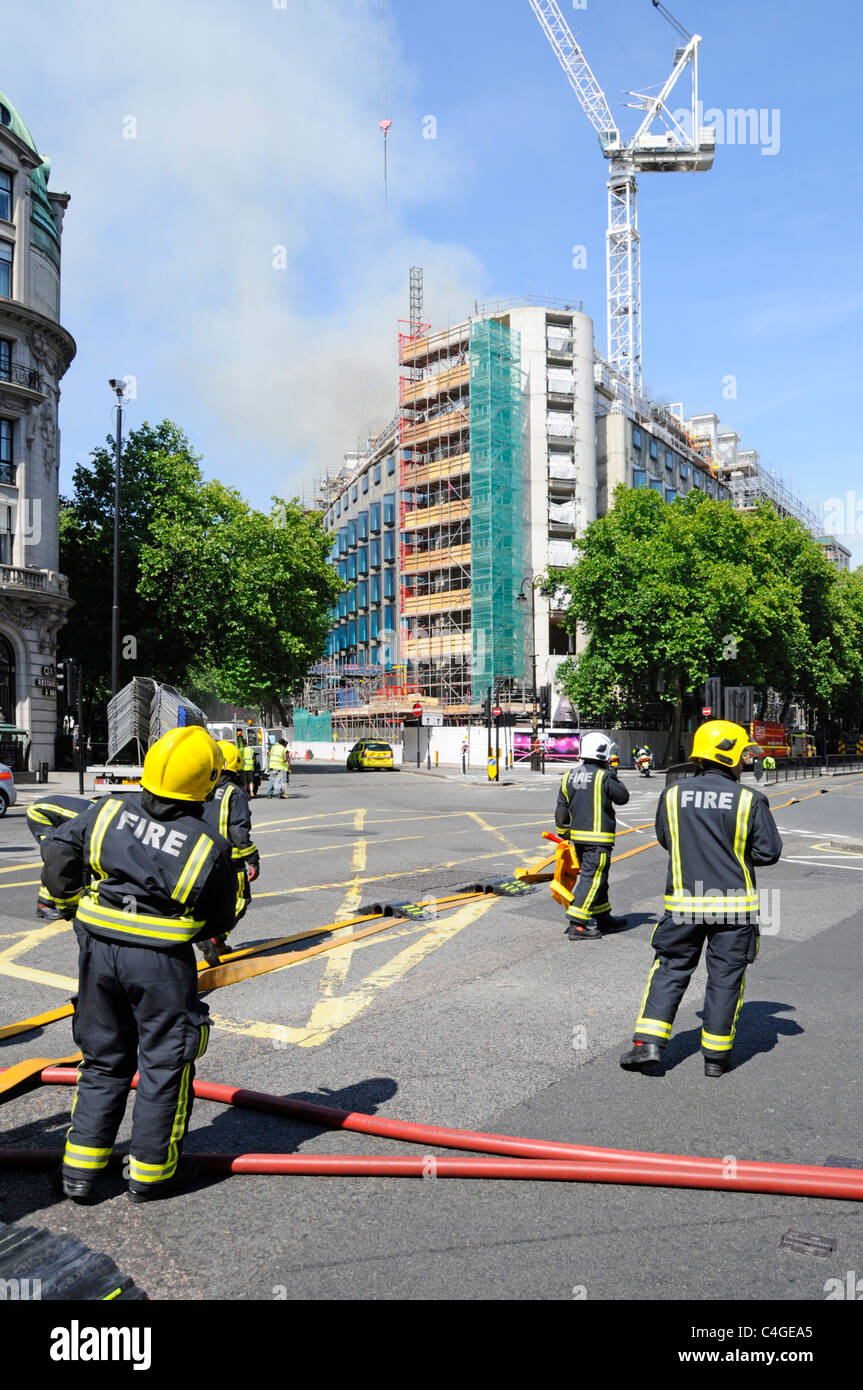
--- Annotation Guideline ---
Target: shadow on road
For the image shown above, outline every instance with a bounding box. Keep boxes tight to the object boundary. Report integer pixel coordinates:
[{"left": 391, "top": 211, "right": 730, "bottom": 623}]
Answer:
[
  {"left": 630, "top": 1000, "right": 803, "bottom": 1077},
  {"left": 0, "top": 1077, "right": 401, "bottom": 1218}
]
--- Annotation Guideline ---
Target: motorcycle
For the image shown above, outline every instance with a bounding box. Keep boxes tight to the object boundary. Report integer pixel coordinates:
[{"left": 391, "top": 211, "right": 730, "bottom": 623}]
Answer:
[{"left": 635, "top": 751, "right": 654, "bottom": 777}]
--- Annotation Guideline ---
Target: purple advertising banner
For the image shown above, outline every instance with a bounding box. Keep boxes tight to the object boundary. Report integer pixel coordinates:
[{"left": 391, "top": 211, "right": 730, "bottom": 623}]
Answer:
[{"left": 513, "top": 731, "right": 581, "bottom": 763}]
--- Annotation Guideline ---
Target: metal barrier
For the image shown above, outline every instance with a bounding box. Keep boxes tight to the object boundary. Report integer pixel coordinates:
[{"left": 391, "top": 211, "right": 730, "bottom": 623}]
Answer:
[
  {"left": 824, "top": 754, "right": 863, "bottom": 776},
  {"left": 763, "top": 757, "right": 824, "bottom": 785}
]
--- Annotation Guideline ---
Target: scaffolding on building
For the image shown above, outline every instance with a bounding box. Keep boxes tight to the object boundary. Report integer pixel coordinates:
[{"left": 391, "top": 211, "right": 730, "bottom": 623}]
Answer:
[
  {"left": 468, "top": 317, "right": 524, "bottom": 700},
  {"left": 717, "top": 452, "right": 822, "bottom": 534},
  {"left": 398, "top": 310, "right": 474, "bottom": 706}
]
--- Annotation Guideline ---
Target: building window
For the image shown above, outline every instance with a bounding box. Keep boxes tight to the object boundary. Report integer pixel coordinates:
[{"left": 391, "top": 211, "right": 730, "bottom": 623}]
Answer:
[
  {"left": 384, "top": 605, "right": 396, "bottom": 632},
  {"left": 0, "top": 240, "right": 11, "bottom": 297},
  {"left": 347, "top": 519, "right": 357, "bottom": 548},
  {"left": 384, "top": 568, "right": 396, "bottom": 600},
  {"left": 370, "top": 610, "right": 380, "bottom": 640},
  {"left": 0, "top": 418, "right": 13, "bottom": 485},
  {"left": 351, "top": 484, "right": 358, "bottom": 503},
  {"left": 387, "top": 454, "right": 396, "bottom": 475},
  {"left": 369, "top": 501, "right": 381, "bottom": 532},
  {"left": 370, "top": 573, "right": 381, "bottom": 604},
  {"left": 335, "top": 498, "right": 341, "bottom": 517},
  {"left": 357, "top": 580, "right": 368, "bottom": 608},
  {"left": 679, "top": 464, "right": 689, "bottom": 480},
  {"left": 358, "top": 615, "right": 368, "bottom": 644},
  {"left": 383, "top": 531, "right": 396, "bottom": 562},
  {"left": 0, "top": 171, "right": 10, "bottom": 223},
  {"left": 650, "top": 477, "right": 663, "bottom": 493},
  {"left": 362, "top": 473, "right": 369, "bottom": 494},
  {"left": 348, "top": 620, "right": 357, "bottom": 646},
  {"left": 0, "top": 339, "right": 10, "bottom": 381},
  {"left": 348, "top": 587, "right": 357, "bottom": 614},
  {"left": 0, "top": 633, "right": 15, "bottom": 724},
  {"left": 369, "top": 538, "right": 381, "bottom": 568},
  {"left": 632, "top": 468, "right": 647, "bottom": 489},
  {"left": 347, "top": 553, "right": 357, "bottom": 581},
  {"left": 632, "top": 427, "right": 642, "bottom": 450},
  {"left": 338, "top": 527, "right": 348, "bottom": 556},
  {"left": 374, "top": 463, "right": 382, "bottom": 485},
  {"left": 649, "top": 439, "right": 659, "bottom": 461},
  {"left": 358, "top": 546, "right": 368, "bottom": 575},
  {"left": 358, "top": 511, "right": 369, "bottom": 542},
  {"left": 665, "top": 488, "right": 677, "bottom": 503},
  {"left": 339, "top": 625, "right": 348, "bottom": 651},
  {"left": 665, "top": 450, "right": 674, "bottom": 471},
  {"left": 338, "top": 592, "right": 348, "bottom": 618},
  {"left": 0, "top": 499, "right": 11, "bottom": 564},
  {"left": 383, "top": 492, "right": 396, "bottom": 526}
]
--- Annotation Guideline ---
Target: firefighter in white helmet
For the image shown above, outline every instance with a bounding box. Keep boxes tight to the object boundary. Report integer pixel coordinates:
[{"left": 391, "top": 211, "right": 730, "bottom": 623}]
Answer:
[{"left": 554, "top": 731, "right": 630, "bottom": 940}]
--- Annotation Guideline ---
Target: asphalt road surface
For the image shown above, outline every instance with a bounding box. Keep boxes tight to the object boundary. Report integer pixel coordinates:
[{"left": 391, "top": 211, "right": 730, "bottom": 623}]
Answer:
[{"left": 1, "top": 761, "right": 862, "bottom": 1303}]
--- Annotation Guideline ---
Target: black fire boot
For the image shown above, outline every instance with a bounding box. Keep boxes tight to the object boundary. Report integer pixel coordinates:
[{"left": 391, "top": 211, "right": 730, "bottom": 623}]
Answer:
[{"left": 619, "top": 1041, "right": 665, "bottom": 1071}]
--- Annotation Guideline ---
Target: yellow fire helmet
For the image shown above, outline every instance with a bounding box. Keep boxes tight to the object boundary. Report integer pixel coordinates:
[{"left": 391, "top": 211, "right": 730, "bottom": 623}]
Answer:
[
  {"left": 691, "top": 719, "right": 762, "bottom": 770},
  {"left": 217, "top": 739, "right": 242, "bottom": 774},
  {"left": 141, "top": 726, "right": 225, "bottom": 802}
]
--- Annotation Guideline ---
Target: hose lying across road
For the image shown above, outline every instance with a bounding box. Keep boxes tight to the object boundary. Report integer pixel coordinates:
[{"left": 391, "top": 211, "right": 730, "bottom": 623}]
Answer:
[
  {"left": 3, "top": 804, "right": 862, "bottom": 1201},
  {"left": 0, "top": 1067, "right": 861, "bottom": 1201}
]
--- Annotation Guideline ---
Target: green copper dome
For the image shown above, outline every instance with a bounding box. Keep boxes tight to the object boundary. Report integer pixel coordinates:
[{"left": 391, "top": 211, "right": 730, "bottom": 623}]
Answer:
[{"left": 0, "top": 88, "right": 61, "bottom": 264}]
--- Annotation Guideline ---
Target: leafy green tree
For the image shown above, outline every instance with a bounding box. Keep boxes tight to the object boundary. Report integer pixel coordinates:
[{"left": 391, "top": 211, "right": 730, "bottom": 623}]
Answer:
[
  {"left": 59, "top": 420, "right": 340, "bottom": 735},
  {"left": 547, "top": 486, "right": 849, "bottom": 762},
  {"left": 139, "top": 487, "right": 340, "bottom": 720},
  {"left": 831, "top": 567, "right": 863, "bottom": 727}
]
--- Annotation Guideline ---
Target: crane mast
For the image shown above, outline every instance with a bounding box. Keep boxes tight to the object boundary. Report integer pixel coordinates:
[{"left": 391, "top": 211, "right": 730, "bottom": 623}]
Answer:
[{"left": 528, "top": 0, "right": 714, "bottom": 393}]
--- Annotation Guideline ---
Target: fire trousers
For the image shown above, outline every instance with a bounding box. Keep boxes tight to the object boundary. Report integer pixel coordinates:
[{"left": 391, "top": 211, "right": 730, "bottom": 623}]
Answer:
[
  {"left": 565, "top": 843, "right": 613, "bottom": 923},
  {"left": 633, "top": 913, "right": 760, "bottom": 1058},
  {"left": 63, "top": 925, "right": 211, "bottom": 1191}
]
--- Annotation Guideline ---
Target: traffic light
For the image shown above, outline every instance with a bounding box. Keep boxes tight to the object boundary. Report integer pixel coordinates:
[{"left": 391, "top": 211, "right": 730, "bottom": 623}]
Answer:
[
  {"left": 482, "top": 689, "right": 492, "bottom": 722},
  {"left": 56, "top": 659, "right": 78, "bottom": 713},
  {"left": 538, "top": 684, "right": 551, "bottom": 724}
]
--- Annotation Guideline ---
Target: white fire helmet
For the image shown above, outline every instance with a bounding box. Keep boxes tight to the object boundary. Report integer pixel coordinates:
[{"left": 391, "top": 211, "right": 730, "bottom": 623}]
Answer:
[{"left": 580, "top": 732, "right": 617, "bottom": 764}]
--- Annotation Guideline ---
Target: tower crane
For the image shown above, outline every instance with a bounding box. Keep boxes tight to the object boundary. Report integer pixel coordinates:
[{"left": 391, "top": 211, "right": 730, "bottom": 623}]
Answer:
[{"left": 528, "top": 0, "right": 715, "bottom": 393}]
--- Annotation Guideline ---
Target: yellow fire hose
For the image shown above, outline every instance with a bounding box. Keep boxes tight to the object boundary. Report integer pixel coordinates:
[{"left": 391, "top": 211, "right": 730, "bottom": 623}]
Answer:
[{"left": 0, "top": 891, "right": 488, "bottom": 1046}]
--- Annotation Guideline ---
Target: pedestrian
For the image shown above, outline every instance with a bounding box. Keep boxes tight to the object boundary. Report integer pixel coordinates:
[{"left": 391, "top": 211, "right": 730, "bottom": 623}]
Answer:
[
  {"left": 554, "top": 731, "right": 630, "bottom": 939},
  {"left": 240, "top": 737, "right": 257, "bottom": 797},
  {"left": 39, "top": 726, "right": 236, "bottom": 1203},
  {"left": 265, "top": 737, "right": 289, "bottom": 799},
  {"left": 619, "top": 720, "right": 782, "bottom": 1077},
  {"left": 200, "top": 741, "right": 261, "bottom": 951}
]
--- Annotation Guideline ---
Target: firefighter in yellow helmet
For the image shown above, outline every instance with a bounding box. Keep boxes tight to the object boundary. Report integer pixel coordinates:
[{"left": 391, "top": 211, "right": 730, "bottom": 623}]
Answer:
[
  {"left": 620, "top": 720, "right": 783, "bottom": 1077},
  {"left": 39, "top": 727, "right": 235, "bottom": 1203},
  {"left": 198, "top": 741, "right": 260, "bottom": 961}
]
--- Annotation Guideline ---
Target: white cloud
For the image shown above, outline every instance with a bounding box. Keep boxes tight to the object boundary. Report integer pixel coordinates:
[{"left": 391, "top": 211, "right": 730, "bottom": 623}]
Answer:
[{"left": 7, "top": 0, "right": 487, "bottom": 494}]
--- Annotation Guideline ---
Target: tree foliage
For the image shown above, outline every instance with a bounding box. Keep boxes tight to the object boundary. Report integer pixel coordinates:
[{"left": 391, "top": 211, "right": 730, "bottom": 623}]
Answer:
[
  {"left": 59, "top": 420, "right": 341, "bottom": 729},
  {"left": 547, "top": 486, "right": 855, "bottom": 758}
]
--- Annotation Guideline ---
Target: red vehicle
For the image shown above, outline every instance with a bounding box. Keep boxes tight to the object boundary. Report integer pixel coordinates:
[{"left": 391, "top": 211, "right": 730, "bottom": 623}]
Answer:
[{"left": 750, "top": 721, "right": 791, "bottom": 760}]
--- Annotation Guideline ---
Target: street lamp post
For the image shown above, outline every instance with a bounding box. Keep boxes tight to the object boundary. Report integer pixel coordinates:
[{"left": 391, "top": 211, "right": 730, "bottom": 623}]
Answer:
[
  {"left": 108, "top": 379, "right": 125, "bottom": 698},
  {"left": 517, "top": 577, "right": 540, "bottom": 771}
]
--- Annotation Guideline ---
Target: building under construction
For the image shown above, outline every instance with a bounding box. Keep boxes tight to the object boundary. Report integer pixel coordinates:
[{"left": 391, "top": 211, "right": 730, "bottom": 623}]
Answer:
[
  {"left": 685, "top": 412, "right": 822, "bottom": 534},
  {"left": 310, "top": 291, "right": 726, "bottom": 724}
]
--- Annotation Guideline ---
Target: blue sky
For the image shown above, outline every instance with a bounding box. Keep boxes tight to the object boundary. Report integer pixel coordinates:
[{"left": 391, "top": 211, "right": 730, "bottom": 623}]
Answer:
[{"left": 5, "top": 0, "right": 862, "bottom": 561}]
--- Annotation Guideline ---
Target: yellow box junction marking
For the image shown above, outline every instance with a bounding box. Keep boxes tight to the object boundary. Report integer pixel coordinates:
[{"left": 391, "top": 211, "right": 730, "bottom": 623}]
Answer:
[{"left": 208, "top": 894, "right": 497, "bottom": 1049}]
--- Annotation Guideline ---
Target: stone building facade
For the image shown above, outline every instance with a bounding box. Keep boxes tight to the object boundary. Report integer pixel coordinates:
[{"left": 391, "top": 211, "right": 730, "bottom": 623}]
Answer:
[{"left": 0, "top": 89, "right": 75, "bottom": 770}]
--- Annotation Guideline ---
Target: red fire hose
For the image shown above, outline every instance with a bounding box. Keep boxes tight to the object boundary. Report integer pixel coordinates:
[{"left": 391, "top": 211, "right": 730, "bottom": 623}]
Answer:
[{"left": 0, "top": 1066, "right": 858, "bottom": 1201}]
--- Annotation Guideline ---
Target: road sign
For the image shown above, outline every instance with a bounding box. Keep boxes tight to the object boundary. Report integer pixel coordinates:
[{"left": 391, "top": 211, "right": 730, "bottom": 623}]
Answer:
[
  {"left": 412, "top": 702, "right": 422, "bottom": 716},
  {"left": 493, "top": 706, "right": 501, "bottom": 718},
  {"left": 701, "top": 706, "right": 712, "bottom": 717},
  {"left": 421, "top": 712, "right": 444, "bottom": 726}
]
